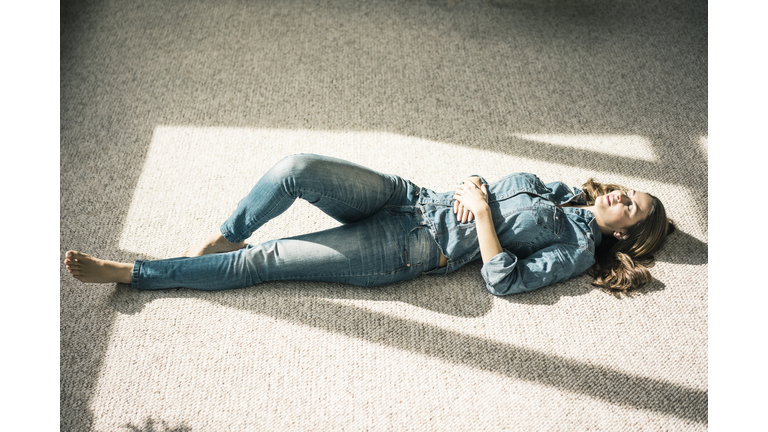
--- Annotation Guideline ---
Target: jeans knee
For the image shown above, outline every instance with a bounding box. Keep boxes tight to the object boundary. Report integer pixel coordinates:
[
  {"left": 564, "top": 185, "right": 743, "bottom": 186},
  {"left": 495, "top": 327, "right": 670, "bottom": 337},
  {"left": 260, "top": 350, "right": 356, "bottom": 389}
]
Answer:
[
  {"left": 269, "top": 154, "right": 322, "bottom": 192},
  {"left": 273, "top": 153, "right": 317, "bottom": 177},
  {"left": 239, "top": 245, "right": 263, "bottom": 285}
]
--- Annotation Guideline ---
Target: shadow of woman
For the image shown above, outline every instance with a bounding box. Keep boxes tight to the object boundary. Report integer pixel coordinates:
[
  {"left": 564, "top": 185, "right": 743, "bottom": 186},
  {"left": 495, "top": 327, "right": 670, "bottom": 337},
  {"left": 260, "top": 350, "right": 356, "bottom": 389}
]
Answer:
[
  {"left": 500, "top": 270, "right": 668, "bottom": 306},
  {"left": 654, "top": 229, "right": 708, "bottom": 266}
]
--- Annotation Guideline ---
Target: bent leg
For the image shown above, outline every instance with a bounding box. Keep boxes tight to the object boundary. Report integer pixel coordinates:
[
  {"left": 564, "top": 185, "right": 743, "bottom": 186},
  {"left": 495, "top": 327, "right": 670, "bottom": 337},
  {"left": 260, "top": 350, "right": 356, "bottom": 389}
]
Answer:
[{"left": 220, "top": 154, "right": 404, "bottom": 243}]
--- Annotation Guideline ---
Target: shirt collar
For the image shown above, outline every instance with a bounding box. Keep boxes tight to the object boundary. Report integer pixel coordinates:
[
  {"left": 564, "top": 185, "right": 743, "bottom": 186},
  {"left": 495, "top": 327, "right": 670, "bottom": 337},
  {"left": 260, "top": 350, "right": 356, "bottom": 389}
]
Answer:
[{"left": 561, "top": 205, "right": 603, "bottom": 247}]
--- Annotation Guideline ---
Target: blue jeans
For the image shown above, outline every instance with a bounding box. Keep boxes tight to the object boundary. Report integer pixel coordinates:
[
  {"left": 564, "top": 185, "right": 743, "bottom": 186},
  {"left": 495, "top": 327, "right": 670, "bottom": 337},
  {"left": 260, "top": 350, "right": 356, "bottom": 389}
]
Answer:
[{"left": 131, "top": 154, "right": 444, "bottom": 290}]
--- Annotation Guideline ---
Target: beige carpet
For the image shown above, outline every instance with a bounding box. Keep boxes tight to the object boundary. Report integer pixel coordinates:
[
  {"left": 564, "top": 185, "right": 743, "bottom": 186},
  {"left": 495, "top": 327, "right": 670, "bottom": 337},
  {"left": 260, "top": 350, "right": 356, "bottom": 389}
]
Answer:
[{"left": 60, "top": 0, "right": 708, "bottom": 430}]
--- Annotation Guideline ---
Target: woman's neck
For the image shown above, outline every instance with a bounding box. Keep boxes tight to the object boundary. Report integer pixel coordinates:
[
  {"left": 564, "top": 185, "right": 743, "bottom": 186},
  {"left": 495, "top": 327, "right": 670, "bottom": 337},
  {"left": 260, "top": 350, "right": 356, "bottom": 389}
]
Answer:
[{"left": 559, "top": 202, "right": 589, "bottom": 209}]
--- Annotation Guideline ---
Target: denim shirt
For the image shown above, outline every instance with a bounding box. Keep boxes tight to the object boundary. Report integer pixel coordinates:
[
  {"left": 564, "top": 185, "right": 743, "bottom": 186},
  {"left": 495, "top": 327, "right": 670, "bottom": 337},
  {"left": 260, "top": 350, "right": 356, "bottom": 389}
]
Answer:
[{"left": 417, "top": 173, "right": 602, "bottom": 295}]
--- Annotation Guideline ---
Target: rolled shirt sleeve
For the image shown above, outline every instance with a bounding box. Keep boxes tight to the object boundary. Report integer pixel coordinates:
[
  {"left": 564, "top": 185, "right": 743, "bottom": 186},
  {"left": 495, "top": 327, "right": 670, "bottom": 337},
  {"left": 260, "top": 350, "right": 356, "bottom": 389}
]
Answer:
[{"left": 480, "top": 246, "right": 595, "bottom": 296}]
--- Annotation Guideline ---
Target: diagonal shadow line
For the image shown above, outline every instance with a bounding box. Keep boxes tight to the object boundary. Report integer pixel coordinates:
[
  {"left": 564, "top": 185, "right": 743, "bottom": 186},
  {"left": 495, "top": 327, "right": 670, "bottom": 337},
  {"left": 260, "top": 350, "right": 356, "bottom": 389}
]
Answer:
[
  {"left": 647, "top": 132, "right": 708, "bottom": 227},
  {"left": 495, "top": 136, "right": 692, "bottom": 183},
  {"left": 196, "top": 292, "right": 707, "bottom": 424}
]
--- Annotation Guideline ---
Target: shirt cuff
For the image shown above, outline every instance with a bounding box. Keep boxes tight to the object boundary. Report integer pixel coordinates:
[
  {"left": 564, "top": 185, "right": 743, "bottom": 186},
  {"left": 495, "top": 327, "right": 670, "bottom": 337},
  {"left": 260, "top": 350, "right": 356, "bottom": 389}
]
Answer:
[{"left": 480, "top": 250, "right": 518, "bottom": 295}]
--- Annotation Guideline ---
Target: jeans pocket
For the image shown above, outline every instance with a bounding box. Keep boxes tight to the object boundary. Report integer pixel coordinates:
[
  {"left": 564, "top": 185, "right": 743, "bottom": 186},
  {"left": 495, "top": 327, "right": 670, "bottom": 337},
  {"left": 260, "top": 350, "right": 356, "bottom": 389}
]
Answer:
[{"left": 406, "top": 226, "right": 433, "bottom": 269}]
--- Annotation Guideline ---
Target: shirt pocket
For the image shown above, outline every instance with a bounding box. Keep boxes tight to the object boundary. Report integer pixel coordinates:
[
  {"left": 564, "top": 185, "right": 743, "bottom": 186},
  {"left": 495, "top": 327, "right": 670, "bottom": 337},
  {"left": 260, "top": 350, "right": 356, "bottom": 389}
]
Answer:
[{"left": 533, "top": 202, "right": 564, "bottom": 237}]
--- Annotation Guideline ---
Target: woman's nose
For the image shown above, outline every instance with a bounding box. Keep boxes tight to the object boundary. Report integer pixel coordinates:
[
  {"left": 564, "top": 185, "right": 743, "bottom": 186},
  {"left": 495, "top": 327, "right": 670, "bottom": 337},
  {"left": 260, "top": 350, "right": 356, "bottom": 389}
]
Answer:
[{"left": 618, "top": 191, "right": 629, "bottom": 204}]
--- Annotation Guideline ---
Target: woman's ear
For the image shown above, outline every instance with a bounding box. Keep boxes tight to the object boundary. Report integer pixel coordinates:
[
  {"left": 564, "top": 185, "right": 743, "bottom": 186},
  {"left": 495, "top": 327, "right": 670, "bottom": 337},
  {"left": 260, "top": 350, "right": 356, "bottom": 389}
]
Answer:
[{"left": 613, "top": 231, "right": 627, "bottom": 240}]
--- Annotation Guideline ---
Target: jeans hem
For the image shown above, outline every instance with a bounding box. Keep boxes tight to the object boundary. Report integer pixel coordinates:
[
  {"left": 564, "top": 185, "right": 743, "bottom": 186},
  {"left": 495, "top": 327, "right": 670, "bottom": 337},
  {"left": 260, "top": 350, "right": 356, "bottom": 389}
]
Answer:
[
  {"left": 221, "top": 194, "right": 294, "bottom": 244},
  {"left": 131, "top": 260, "right": 142, "bottom": 289},
  {"left": 219, "top": 226, "right": 239, "bottom": 244}
]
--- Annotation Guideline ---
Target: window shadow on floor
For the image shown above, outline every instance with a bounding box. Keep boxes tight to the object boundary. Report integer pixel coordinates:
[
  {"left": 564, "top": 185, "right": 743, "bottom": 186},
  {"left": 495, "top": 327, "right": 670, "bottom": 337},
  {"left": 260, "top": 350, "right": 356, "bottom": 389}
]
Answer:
[
  {"left": 106, "top": 282, "right": 707, "bottom": 424},
  {"left": 61, "top": 0, "right": 706, "bottom": 429}
]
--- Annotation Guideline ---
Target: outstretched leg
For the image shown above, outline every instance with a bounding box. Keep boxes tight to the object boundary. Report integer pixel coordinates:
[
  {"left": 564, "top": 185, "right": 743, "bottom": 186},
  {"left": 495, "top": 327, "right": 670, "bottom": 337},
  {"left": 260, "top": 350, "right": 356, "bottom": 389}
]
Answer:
[{"left": 133, "top": 209, "right": 440, "bottom": 291}]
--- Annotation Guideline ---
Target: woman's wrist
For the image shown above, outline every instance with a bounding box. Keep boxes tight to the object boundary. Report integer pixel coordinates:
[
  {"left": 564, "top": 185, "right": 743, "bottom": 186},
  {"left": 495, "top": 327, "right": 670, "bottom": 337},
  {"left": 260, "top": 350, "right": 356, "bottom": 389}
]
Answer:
[{"left": 473, "top": 203, "right": 492, "bottom": 218}]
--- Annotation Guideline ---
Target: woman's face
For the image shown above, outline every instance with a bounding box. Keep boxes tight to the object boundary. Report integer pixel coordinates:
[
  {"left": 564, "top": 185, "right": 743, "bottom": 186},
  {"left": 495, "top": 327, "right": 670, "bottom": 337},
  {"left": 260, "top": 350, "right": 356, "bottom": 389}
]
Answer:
[{"left": 593, "top": 189, "right": 653, "bottom": 239}]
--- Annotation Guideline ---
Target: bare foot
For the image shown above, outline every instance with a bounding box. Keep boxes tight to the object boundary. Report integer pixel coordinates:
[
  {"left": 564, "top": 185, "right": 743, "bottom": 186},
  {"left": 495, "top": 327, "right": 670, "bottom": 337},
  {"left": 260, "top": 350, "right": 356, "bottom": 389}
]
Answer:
[
  {"left": 183, "top": 232, "right": 246, "bottom": 257},
  {"left": 65, "top": 251, "right": 133, "bottom": 284}
]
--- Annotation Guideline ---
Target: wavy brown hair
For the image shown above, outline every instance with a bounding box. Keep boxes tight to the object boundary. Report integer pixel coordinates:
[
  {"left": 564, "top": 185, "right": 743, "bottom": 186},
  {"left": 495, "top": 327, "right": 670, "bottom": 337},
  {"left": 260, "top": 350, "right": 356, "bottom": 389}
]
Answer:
[{"left": 580, "top": 178, "right": 675, "bottom": 293}]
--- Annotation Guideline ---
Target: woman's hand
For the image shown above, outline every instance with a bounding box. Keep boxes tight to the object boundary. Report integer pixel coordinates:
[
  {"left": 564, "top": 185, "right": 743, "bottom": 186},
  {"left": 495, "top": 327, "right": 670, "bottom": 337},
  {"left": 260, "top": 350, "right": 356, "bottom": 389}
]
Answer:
[
  {"left": 453, "top": 181, "right": 489, "bottom": 223},
  {"left": 455, "top": 180, "right": 503, "bottom": 263}
]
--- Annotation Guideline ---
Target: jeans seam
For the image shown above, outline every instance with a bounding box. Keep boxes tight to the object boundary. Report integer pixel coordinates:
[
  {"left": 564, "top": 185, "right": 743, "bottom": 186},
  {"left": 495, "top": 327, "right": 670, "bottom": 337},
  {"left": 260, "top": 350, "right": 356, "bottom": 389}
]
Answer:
[
  {"left": 277, "top": 262, "right": 411, "bottom": 279},
  {"left": 299, "top": 187, "right": 388, "bottom": 219}
]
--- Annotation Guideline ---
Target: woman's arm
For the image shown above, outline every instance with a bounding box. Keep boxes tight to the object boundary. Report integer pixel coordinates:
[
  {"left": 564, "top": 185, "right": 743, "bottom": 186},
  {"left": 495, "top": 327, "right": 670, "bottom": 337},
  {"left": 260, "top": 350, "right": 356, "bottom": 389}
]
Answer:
[
  {"left": 472, "top": 206, "right": 504, "bottom": 264},
  {"left": 481, "top": 245, "right": 593, "bottom": 295},
  {"left": 453, "top": 183, "right": 503, "bottom": 263}
]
